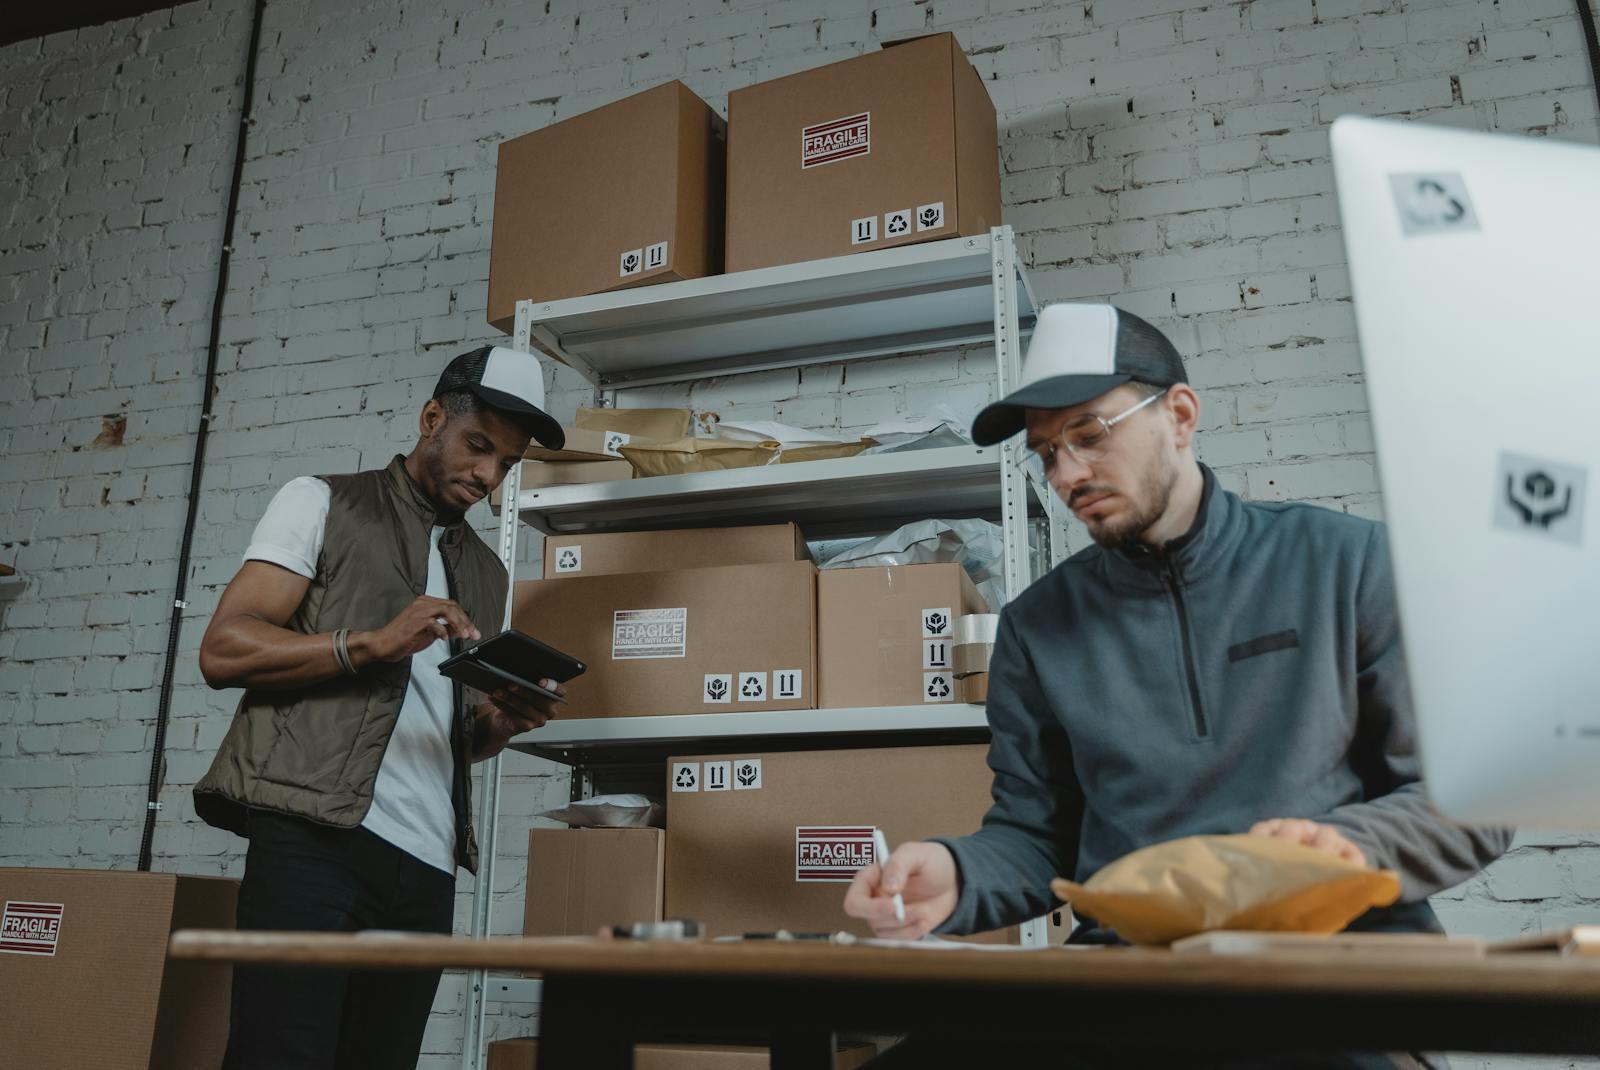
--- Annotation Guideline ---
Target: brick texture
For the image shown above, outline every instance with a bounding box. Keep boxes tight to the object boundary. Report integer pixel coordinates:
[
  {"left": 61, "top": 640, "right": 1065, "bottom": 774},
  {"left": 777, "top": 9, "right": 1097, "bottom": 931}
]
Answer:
[{"left": 2, "top": 1, "right": 1597, "bottom": 1065}]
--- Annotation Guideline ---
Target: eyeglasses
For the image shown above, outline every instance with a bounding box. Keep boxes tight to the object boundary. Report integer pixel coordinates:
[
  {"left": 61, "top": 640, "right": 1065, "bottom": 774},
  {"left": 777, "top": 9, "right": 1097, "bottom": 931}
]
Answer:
[{"left": 1013, "top": 388, "right": 1168, "bottom": 478}]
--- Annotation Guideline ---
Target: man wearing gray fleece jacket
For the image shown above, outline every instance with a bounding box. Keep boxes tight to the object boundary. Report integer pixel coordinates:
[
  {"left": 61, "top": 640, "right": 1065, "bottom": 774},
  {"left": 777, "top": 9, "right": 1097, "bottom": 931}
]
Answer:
[{"left": 845, "top": 303, "right": 1510, "bottom": 947}]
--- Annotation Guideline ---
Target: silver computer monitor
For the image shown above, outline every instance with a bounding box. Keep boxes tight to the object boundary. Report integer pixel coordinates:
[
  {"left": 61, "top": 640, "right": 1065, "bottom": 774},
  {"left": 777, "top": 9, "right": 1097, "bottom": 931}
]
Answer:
[{"left": 1330, "top": 114, "right": 1600, "bottom": 827}]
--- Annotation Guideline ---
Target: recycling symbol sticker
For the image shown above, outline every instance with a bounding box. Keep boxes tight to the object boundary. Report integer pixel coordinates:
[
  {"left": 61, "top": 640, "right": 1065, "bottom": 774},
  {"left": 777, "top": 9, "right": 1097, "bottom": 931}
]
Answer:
[
  {"left": 555, "top": 546, "right": 582, "bottom": 573},
  {"left": 923, "top": 672, "right": 953, "bottom": 703},
  {"left": 738, "top": 671, "right": 768, "bottom": 701},
  {"left": 671, "top": 762, "right": 700, "bottom": 792},
  {"left": 602, "top": 431, "right": 630, "bottom": 457},
  {"left": 885, "top": 208, "right": 911, "bottom": 236}
]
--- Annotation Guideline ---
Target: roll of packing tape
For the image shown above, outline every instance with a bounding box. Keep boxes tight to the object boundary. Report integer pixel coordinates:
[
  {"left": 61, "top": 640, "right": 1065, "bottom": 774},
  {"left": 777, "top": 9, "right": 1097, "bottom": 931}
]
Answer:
[
  {"left": 956, "top": 613, "right": 999, "bottom": 646},
  {"left": 954, "top": 643, "right": 993, "bottom": 677}
]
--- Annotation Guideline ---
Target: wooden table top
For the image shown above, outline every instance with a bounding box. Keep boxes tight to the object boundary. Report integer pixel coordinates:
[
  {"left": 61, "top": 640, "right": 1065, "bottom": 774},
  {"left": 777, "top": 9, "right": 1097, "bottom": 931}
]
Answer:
[{"left": 168, "top": 930, "right": 1600, "bottom": 1003}]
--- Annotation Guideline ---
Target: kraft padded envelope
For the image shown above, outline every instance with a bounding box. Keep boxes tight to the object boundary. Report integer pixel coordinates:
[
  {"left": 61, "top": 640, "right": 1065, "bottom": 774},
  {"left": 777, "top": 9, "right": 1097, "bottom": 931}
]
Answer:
[
  {"left": 1050, "top": 834, "right": 1401, "bottom": 946},
  {"left": 618, "top": 436, "right": 780, "bottom": 477}
]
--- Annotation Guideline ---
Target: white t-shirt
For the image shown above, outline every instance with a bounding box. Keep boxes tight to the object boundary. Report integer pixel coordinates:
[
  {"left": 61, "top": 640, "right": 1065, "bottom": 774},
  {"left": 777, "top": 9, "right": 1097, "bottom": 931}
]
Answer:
[{"left": 244, "top": 476, "right": 458, "bottom": 874}]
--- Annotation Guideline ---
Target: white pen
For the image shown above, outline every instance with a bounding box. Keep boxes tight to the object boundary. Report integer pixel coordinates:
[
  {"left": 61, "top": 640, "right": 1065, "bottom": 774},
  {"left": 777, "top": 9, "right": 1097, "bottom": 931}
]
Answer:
[{"left": 871, "top": 827, "right": 907, "bottom": 924}]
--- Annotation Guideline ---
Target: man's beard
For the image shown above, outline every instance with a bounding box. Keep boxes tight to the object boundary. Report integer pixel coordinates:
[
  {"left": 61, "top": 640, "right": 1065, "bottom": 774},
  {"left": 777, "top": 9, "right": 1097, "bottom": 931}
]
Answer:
[
  {"left": 1072, "top": 457, "right": 1178, "bottom": 552},
  {"left": 419, "top": 436, "right": 463, "bottom": 520}
]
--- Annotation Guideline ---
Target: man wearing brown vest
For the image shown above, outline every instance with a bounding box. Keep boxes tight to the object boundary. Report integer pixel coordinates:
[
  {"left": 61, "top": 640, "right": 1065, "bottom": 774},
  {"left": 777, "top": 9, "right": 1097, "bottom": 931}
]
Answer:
[{"left": 195, "top": 345, "right": 566, "bottom": 1069}]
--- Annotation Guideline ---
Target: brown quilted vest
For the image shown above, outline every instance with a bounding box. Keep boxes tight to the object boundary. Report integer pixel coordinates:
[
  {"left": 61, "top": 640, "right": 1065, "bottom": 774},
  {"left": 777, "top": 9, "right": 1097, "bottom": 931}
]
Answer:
[{"left": 193, "top": 455, "right": 506, "bottom": 872}]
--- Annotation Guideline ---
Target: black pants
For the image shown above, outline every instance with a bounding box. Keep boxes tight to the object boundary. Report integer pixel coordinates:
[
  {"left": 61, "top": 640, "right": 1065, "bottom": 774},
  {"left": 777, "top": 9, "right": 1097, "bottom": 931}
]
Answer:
[{"left": 222, "top": 811, "right": 456, "bottom": 1070}]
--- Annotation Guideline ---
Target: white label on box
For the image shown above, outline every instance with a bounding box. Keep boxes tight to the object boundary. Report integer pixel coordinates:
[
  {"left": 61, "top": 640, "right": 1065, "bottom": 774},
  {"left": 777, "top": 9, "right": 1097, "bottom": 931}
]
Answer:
[
  {"left": 738, "top": 671, "right": 768, "bottom": 701},
  {"left": 671, "top": 762, "right": 700, "bottom": 792},
  {"left": 0, "top": 901, "right": 64, "bottom": 956},
  {"left": 916, "top": 202, "right": 945, "bottom": 231},
  {"left": 613, "top": 608, "right": 687, "bottom": 659},
  {"left": 619, "top": 248, "right": 643, "bottom": 277},
  {"left": 733, "top": 758, "right": 763, "bottom": 790},
  {"left": 553, "top": 545, "right": 582, "bottom": 573},
  {"left": 850, "top": 215, "right": 878, "bottom": 245},
  {"left": 796, "top": 826, "right": 876, "bottom": 882},
  {"left": 923, "top": 671, "right": 955, "bottom": 703},
  {"left": 703, "top": 673, "right": 733, "bottom": 703},
  {"left": 704, "top": 760, "right": 731, "bottom": 791},
  {"left": 644, "top": 240, "right": 668, "bottom": 271},
  {"left": 922, "top": 608, "right": 953, "bottom": 638},
  {"left": 773, "top": 669, "right": 803, "bottom": 700},
  {"left": 801, "top": 111, "right": 870, "bottom": 168},
  {"left": 924, "top": 639, "right": 951, "bottom": 669},
  {"left": 602, "top": 430, "right": 630, "bottom": 458},
  {"left": 885, "top": 208, "right": 911, "bottom": 237}
]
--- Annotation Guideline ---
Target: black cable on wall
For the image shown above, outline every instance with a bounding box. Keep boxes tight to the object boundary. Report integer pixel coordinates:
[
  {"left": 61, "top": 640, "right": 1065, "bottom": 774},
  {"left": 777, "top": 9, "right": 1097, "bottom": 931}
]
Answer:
[
  {"left": 1579, "top": 1, "right": 1600, "bottom": 122},
  {"left": 139, "top": 0, "right": 267, "bottom": 871}
]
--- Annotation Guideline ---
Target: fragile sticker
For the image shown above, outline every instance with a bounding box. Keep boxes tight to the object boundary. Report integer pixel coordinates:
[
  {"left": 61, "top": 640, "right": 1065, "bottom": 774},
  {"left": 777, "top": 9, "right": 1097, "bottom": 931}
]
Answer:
[
  {"left": 0, "top": 901, "right": 63, "bottom": 956},
  {"left": 922, "top": 608, "right": 953, "bottom": 638},
  {"left": 738, "top": 671, "right": 768, "bottom": 702},
  {"left": 885, "top": 209, "right": 911, "bottom": 237},
  {"left": 802, "top": 111, "right": 870, "bottom": 168},
  {"left": 644, "top": 240, "right": 669, "bottom": 271},
  {"left": 671, "top": 762, "right": 700, "bottom": 792},
  {"left": 613, "top": 608, "right": 687, "bottom": 659},
  {"left": 796, "top": 826, "right": 876, "bottom": 882},
  {"left": 704, "top": 760, "right": 731, "bottom": 792},
  {"left": 773, "top": 669, "right": 803, "bottom": 701},
  {"left": 850, "top": 215, "right": 877, "bottom": 245},
  {"left": 703, "top": 673, "right": 733, "bottom": 704},
  {"left": 733, "top": 758, "right": 763, "bottom": 790},
  {"left": 619, "top": 248, "right": 643, "bottom": 277},
  {"left": 916, "top": 202, "right": 945, "bottom": 231},
  {"left": 923, "top": 639, "right": 951, "bottom": 669},
  {"left": 553, "top": 545, "right": 582, "bottom": 573},
  {"left": 923, "top": 671, "right": 954, "bottom": 703}
]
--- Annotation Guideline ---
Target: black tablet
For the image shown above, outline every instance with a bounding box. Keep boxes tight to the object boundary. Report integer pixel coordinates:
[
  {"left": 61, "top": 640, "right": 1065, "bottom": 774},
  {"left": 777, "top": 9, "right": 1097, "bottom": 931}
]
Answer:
[{"left": 438, "top": 629, "right": 586, "bottom": 704}]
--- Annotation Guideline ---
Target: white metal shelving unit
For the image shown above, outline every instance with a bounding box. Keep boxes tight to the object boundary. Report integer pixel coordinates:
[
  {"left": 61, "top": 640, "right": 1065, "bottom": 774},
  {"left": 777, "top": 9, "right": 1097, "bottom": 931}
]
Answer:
[{"left": 461, "top": 229, "right": 1049, "bottom": 1070}]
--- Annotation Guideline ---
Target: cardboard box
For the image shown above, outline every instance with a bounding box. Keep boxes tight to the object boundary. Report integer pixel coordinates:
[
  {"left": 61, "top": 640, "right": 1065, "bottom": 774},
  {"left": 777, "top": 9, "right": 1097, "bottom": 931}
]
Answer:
[
  {"left": 544, "top": 523, "right": 810, "bottom": 579},
  {"left": 488, "top": 82, "right": 725, "bottom": 333},
  {"left": 488, "top": 1038, "right": 875, "bottom": 1069},
  {"left": 725, "top": 33, "right": 1001, "bottom": 273},
  {"left": 0, "top": 868, "right": 238, "bottom": 1070},
  {"left": 523, "top": 828, "right": 664, "bottom": 938},
  {"left": 817, "top": 563, "right": 989, "bottom": 709},
  {"left": 665, "top": 745, "right": 1009, "bottom": 941},
  {"left": 512, "top": 562, "right": 817, "bottom": 718},
  {"left": 490, "top": 459, "right": 631, "bottom": 508},
  {"left": 524, "top": 426, "right": 634, "bottom": 463}
]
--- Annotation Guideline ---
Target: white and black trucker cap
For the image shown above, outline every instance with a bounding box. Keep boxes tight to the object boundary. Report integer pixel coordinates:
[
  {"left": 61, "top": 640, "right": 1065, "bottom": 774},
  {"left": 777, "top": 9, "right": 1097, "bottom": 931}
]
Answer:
[
  {"left": 433, "top": 345, "right": 565, "bottom": 451},
  {"left": 970, "top": 304, "right": 1187, "bottom": 446}
]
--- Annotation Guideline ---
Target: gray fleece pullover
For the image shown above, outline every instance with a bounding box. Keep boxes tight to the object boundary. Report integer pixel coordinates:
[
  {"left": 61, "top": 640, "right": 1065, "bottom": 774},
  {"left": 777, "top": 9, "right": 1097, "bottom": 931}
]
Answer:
[{"left": 936, "top": 465, "right": 1511, "bottom": 936}]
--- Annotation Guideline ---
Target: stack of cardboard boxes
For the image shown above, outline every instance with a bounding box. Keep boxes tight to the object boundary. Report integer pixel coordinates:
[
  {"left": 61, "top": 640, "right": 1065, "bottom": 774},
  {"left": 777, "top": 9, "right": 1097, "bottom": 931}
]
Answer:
[
  {"left": 490, "top": 36, "right": 1014, "bottom": 1057},
  {"left": 487, "top": 33, "right": 1001, "bottom": 329}
]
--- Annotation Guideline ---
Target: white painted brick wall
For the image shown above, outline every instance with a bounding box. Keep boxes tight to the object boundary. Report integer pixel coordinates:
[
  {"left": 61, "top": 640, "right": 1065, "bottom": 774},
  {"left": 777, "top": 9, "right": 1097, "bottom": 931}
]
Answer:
[{"left": 2, "top": 1, "right": 1598, "bottom": 1065}]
